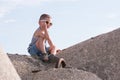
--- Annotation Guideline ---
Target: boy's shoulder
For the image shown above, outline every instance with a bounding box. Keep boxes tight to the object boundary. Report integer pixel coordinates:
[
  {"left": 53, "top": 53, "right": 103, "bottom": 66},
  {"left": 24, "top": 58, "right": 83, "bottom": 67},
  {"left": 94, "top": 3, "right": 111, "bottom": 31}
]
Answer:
[{"left": 34, "top": 28, "right": 41, "bottom": 36}]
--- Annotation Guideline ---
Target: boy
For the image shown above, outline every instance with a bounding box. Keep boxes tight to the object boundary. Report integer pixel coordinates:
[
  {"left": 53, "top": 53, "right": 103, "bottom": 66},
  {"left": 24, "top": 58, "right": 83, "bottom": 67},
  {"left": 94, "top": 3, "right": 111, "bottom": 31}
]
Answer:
[{"left": 28, "top": 14, "right": 66, "bottom": 68}]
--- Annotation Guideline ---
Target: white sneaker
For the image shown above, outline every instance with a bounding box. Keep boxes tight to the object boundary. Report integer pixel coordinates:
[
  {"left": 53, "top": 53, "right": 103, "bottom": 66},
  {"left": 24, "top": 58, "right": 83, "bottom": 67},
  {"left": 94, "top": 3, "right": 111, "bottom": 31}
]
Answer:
[{"left": 55, "top": 58, "right": 66, "bottom": 68}]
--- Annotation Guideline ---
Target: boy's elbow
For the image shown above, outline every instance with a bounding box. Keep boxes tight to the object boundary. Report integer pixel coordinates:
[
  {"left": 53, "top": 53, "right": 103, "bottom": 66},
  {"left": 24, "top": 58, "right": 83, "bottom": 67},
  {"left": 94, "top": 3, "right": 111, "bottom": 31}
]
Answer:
[{"left": 45, "top": 36, "right": 50, "bottom": 40}]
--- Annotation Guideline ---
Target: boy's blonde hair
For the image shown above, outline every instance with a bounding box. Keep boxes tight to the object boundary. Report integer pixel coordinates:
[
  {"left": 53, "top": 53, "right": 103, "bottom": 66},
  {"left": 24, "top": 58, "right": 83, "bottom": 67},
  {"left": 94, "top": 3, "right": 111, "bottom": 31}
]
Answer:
[{"left": 39, "top": 14, "right": 51, "bottom": 22}]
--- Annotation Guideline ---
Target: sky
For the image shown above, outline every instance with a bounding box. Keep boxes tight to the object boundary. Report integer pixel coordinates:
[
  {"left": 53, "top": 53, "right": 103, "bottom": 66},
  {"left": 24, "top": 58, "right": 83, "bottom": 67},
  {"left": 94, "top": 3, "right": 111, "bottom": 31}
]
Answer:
[{"left": 0, "top": 0, "right": 120, "bottom": 55}]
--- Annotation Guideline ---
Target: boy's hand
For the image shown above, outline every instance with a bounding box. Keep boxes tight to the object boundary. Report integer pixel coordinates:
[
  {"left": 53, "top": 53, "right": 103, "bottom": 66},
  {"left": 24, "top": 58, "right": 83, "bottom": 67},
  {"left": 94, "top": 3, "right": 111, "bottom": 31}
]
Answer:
[
  {"left": 41, "top": 21, "right": 50, "bottom": 40},
  {"left": 49, "top": 45, "right": 55, "bottom": 51},
  {"left": 56, "top": 49, "right": 61, "bottom": 53},
  {"left": 42, "top": 21, "right": 47, "bottom": 29},
  {"left": 43, "top": 53, "right": 49, "bottom": 61}
]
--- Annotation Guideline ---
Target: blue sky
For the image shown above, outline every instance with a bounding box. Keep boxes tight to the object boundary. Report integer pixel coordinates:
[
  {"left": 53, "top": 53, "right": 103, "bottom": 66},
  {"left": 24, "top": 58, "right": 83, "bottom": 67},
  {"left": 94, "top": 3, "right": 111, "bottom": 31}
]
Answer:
[{"left": 0, "top": 0, "right": 120, "bottom": 54}]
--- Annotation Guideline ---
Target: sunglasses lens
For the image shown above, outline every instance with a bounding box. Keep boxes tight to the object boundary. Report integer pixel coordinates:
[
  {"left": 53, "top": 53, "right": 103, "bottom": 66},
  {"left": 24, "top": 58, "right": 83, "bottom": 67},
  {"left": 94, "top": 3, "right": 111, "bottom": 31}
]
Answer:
[
  {"left": 50, "top": 23, "right": 52, "bottom": 26},
  {"left": 46, "top": 21, "right": 49, "bottom": 24}
]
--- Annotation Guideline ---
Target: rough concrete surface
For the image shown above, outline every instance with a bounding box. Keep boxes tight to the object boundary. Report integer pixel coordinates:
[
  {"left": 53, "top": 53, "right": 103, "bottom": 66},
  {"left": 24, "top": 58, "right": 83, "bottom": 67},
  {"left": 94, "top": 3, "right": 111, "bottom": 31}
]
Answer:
[
  {"left": 6, "top": 28, "right": 120, "bottom": 80},
  {"left": 34, "top": 68, "right": 102, "bottom": 80},
  {"left": 0, "top": 47, "right": 21, "bottom": 80},
  {"left": 8, "top": 54, "right": 101, "bottom": 80},
  {"left": 58, "top": 28, "right": 120, "bottom": 80}
]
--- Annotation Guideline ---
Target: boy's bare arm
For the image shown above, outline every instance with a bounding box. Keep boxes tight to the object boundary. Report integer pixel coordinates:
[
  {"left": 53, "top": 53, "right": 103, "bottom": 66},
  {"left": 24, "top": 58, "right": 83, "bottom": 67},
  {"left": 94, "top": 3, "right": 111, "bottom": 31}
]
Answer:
[
  {"left": 44, "top": 26, "right": 54, "bottom": 47},
  {"left": 34, "top": 29, "right": 45, "bottom": 38}
]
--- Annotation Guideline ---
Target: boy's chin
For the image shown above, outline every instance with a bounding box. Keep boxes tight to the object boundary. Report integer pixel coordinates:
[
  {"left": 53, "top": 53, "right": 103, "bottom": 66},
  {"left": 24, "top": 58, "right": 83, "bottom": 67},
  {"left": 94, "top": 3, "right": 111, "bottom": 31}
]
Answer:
[{"left": 47, "top": 27, "right": 50, "bottom": 29}]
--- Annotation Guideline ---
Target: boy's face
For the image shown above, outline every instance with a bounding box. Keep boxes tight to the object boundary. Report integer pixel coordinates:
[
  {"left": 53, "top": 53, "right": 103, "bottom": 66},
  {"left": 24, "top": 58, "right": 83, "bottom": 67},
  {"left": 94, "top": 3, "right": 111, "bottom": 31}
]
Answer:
[{"left": 39, "top": 18, "right": 52, "bottom": 29}]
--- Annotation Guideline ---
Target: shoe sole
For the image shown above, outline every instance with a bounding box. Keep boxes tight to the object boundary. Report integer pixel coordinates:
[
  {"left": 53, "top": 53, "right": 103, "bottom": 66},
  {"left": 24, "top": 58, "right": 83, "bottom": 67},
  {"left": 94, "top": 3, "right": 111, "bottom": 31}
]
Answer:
[{"left": 55, "top": 58, "right": 66, "bottom": 68}]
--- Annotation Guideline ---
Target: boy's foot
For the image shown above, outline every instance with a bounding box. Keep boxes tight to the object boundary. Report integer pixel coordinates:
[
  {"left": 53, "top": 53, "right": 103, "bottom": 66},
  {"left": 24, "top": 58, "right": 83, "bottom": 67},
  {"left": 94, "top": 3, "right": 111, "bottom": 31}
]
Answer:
[
  {"left": 42, "top": 53, "right": 49, "bottom": 62},
  {"left": 55, "top": 58, "right": 66, "bottom": 68}
]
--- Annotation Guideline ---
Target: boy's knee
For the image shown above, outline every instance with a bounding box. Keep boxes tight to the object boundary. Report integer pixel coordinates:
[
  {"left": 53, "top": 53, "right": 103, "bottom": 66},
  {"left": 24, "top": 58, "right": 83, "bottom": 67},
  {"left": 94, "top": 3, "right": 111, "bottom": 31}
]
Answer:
[{"left": 52, "top": 46, "right": 57, "bottom": 52}]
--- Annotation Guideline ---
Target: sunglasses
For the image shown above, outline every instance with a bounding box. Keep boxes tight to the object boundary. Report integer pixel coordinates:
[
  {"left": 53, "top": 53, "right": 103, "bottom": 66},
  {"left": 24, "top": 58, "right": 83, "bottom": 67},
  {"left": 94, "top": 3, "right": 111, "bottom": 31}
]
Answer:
[
  {"left": 46, "top": 21, "right": 52, "bottom": 26},
  {"left": 40, "top": 20, "right": 52, "bottom": 26}
]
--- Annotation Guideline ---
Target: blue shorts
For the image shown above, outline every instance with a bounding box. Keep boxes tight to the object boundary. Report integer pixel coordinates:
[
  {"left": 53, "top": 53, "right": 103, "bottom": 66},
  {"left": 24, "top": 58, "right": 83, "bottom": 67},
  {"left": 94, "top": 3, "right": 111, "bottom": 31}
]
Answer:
[
  {"left": 28, "top": 44, "right": 50, "bottom": 60},
  {"left": 28, "top": 44, "right": 60, "bottom": 63}
]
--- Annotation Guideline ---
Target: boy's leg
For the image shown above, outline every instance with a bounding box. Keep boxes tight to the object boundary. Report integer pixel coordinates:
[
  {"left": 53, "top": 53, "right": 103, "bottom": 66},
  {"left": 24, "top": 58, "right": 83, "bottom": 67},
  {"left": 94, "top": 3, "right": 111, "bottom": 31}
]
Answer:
[
  {"left": 36, "top": 38, "right": 47, "bottom": 54},
  {"left": 28, "top": 44, "right": 40, "bottom": 60},
  {"left": 45, "top": 47, "right": 66, "bottom": 68},
  {"left": 28, "top": 43, "right": 48, "bottom": 61},
  {"left": 48, "top": 54, "right": 59, "bottom": 63},
  {"left": 36, "top": 38, "right": 49, "bottom": 61},
  {"left": 48, "top": 54, "right": 66, "bottom": 68},
  {"left": 49, "top": 46, "right": 62, "bottom": 55},
  {"left": 49, "top": 46, "right": 57, "bottom": 55}
]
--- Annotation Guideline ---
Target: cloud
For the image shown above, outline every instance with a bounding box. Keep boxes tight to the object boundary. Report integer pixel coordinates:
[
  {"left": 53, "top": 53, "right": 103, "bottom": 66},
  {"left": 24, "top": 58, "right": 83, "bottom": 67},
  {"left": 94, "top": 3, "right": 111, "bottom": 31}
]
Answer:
[
  {"left": 0, "top": 0, "right": 79, "bottom": 18},
  {"left": 12, "top": 0, "right": 79, "bottom": 6},
  {"left": 4, "top": 19, "right": 16, "bottom": 23},
  {"left": 0, "top": 0, "right": 43, "bottom": 18},
  {"left": 0, "top": 0, "right": 19, "bottom": 18},
  {"left": 0, "top": 7, "right": 8, "bottom": 18}
]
